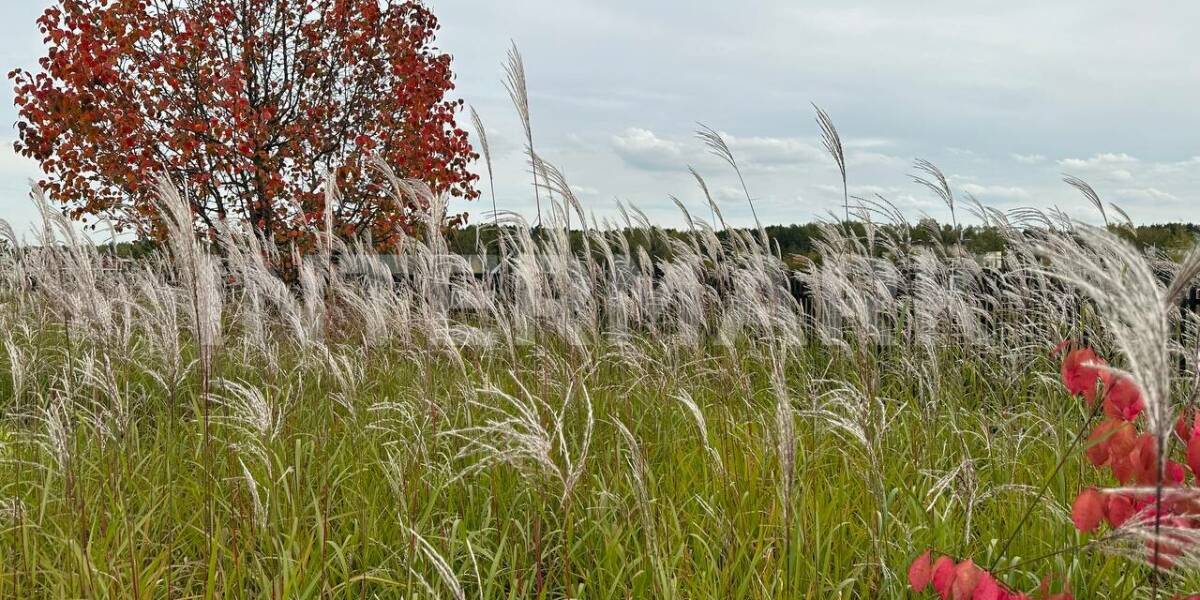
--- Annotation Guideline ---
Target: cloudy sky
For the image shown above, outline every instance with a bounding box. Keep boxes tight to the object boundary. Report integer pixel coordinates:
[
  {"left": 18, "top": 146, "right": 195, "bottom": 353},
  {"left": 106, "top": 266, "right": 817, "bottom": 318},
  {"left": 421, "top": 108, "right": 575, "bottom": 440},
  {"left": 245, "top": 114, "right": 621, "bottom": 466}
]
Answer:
[{"left": 2, "top": 1, "right": 1198, "bottom": 235}]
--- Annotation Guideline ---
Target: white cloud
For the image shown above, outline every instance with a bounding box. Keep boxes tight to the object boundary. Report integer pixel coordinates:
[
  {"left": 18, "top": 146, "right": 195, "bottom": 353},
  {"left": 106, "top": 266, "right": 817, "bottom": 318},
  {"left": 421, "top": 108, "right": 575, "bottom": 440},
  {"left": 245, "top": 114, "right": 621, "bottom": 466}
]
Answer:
[
  {"left": 721, "top": 133, "right": 826, "bottom": 169},
  {"left": 960, "top": 183, "right": 1031, "bottom": 202},
  {"left": 844, "top": 137, "right": 895, "bottom": 149},
  {"left": 1011, "top": 153, "right": 1046, "bottom": 164},
  {"left": 715, "top": 186, "right": 746, "bottom": 204},
  {"left": 1058, "top": 152, "right": 1139, "bottom": 171},
  {"left": 1115, "top": 187, "right": 1180, "bottom": 203},
  {"left": 847, "top": 151, "right": 903, "bottom": 167},
  {"left": 610, "top": 128, "right": 687, "bottom": 172},
  {"left": 609, "top": 127, "right": 871, "bottom": 176},
  {"left": 1056, "top": 153, "right": 1148, "bottom": 185}
]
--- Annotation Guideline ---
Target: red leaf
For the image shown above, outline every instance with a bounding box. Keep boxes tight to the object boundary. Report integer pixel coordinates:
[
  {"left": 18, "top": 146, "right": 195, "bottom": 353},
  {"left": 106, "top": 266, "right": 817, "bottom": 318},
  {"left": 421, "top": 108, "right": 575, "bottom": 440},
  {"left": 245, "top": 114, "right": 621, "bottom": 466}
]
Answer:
[
  {"left": 1105, "top": 494, "right": 1135, "bottom": 528},
  {"left": 1071, "top": 488, "right": 1104, "bottom": 532},
  {"left": 1061, "top": 348, "right": 1106, "bottom": 403},
  {"left": 972, "top": 572, "right": 1002, "bottom": 600},
  {"left": 932, "top": 556, "right": 957, "bottom": 598},
  {"left": 950, "top": 560, "right": 982, "bottom": 600},
  {"left": 1102, "top": 375, "right": 1144, "bottom": 421},
  {"left": 1188, "top": 435, "right": 1200, "bottom": 481},
  {"left": 909, "top": 550, "right": 933, "bottom": 591}
]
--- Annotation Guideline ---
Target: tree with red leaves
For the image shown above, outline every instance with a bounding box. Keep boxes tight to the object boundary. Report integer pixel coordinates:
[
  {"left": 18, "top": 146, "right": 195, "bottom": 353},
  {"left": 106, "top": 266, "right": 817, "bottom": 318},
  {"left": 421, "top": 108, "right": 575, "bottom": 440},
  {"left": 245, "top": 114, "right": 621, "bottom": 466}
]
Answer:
[{"left": 11, "top": 0, "right": 478, "bottom": 250}]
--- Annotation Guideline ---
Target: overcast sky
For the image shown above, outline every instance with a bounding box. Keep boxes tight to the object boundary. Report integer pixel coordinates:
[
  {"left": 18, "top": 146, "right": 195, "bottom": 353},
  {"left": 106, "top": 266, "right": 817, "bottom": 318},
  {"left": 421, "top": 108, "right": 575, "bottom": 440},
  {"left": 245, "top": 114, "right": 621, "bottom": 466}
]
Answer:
[{"left": 2, "top": 1, "right": 1198, "bottom": 236}]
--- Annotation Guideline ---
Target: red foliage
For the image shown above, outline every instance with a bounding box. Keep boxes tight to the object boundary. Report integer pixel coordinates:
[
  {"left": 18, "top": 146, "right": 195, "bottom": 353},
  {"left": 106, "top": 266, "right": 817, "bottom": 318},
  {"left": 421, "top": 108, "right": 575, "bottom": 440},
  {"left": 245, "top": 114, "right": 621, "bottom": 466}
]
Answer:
[
  {"left": 909, "top": 549, "right": 933, "bottom": 591},
  {"left": 1070, "top": 487, "right": 1104, "bottom": 533},
  {"left": 1060, "top": 347, "right": 1106, "bottom": 404},
  {"left": 1102, "top": 374, "right": 1145, "bottom": 422},
  {"left": 11, "top": 0, "right": 478, "bottom": 249},
  {"left": 1189, "top": 435, "right": 1200, "bottom": 481},
  {"left": 911, "top": 343, "right": 1200, "bottom": 597},
  {"left": 908, "top": 551, "right": 1054, "bottom": 600},
  {"left": 1063, "top": 345, "right": 1200, "bottom": 574}
]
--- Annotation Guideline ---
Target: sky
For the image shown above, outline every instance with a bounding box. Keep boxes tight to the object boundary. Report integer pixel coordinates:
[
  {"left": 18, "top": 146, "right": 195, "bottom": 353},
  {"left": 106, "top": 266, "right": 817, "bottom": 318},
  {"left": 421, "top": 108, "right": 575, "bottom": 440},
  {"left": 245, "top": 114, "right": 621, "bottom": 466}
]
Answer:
[{"left": 2, "top": 1, "right": 1198, "bottom": 237}]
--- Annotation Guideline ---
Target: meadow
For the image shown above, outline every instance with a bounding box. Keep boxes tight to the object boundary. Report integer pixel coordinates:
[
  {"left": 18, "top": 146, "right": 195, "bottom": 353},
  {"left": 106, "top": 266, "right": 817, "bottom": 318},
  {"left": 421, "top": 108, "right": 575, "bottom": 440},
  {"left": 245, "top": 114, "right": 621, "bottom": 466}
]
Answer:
[{"left": 2, "top": 154, "right": 1200, "bottom": 600}]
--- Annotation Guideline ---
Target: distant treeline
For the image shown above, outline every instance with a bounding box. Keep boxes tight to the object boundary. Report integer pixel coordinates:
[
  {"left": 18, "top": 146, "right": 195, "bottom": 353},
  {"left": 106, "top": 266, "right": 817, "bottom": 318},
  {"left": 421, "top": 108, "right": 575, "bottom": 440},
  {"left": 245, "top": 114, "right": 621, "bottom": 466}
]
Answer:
[
  {"left": 64, "top": 220, "right": 1200, "bottom": 265},
  {"left": 447, "top": 220, "right": 1200, "bottom": 264}
]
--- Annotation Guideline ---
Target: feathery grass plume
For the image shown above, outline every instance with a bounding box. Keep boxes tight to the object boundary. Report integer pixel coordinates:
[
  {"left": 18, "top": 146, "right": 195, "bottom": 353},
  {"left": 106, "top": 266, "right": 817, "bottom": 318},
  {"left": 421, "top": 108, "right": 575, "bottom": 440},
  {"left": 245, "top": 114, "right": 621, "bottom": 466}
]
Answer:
[
  {"left": 25, "top": 187, "right": 119, "bottom": 343},
  {"left": 404, "top": 525, "right": 466, "bottom": 600},
  {"left": 695, "top": 123, "right": 765, "bottom": 244},
  {"left": 9, "top": 109, "right": 1200, "bottom": 597},
  {"left": 34, "top": 394, "right": 73, "bottom": 475},
  {"left": 1110, "top": 202, "right": 1136, "bottom": 231},
  {"left": 1062, "top": 175, "right": 1108, "bottom": 228},
  {"left": 770, "top": 352, "right": 797, "bottom": 502},
  {"left": 0, "top": 216, "right": 19, "bottom": 250},
  {"left": 153, "top": 179, "right": 226, "bottom": 549},
  {"left": 469, "top": 105, "right": 502, "bottom": 248},
  {"left": 154, "top": 178, "right": 222, "bottom": 381},
  {"left": 612, "top": 418, "right": 653, "bottom": 526},
  {"left": 444, "top": 373, "right": 594, "bottom": 505},
  {"left": 0, "top": 496, "right": 26, "bottom": 526},
  {"left": 813, "top": 104, "right": 848, "bottom": 222},
  {"left": 211, "top": 379, "right": 284, "bottom": 471},
  {"left": 769, "top": 347, "right": 798, "bottom": 593},
  {"left": 612, "top": 417, "right": 669, "bottom": 595},
  {"left": 4, "top": 334, "right": 29, "bottom": 408},
  {"left": 688, "top": 165, "right": 724, "bottom": 230},
  {"left": 504, "top": 42, "right": 547, "bottom": 227},
  {"left": 238, "top": 458, "right": 268, "bottom": 531},
  {"left": 674, "top": 390, "right": 726, "bottom": 478},
  {"left": 804, "top": 379, "right": 903, "bottom": 590},
  {"left": 73, "top": 352, "right": 130, "bottom": 446},
  {"left": 0, "top": 217, "right": 26, "bottom": 305},
  {"left": 912, "top": 159, "right": 958, "bottom": 243},
  {"left": 321, "top": 345, "right": 367, "bottom": 418},
  {"left": 132, "top": 267, "right": 193, "bottom": 401},
  {"left": 797, "top": 228, "right": 896, "bottom": 352},
  {"left": 536, "top": 153, "right": 589, "bottom": 240},
  {"left": 1038, "top": 226, "right": 1200, "bottom": 583}
]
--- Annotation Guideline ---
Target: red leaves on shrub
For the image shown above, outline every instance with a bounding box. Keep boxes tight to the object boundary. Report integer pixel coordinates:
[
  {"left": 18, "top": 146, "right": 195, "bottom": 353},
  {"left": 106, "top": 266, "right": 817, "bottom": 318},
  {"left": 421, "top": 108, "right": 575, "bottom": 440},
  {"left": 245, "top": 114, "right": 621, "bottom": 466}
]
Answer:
[
  {"left": 972, "top": 572, "right": 1002, "bottom": 600},
  {"left": 1085, "top": 418, "right": 1138, "bottom": 483},
  {"left": 949, "top": 559, "right": 982, "bottom": 599},
  {"left": 931, "top": 555, "right": 956, "bottom": 596},
  {"left": 1105, "top": 493, "right": 1135, "bottom": 527},
  {"left": 1102, "top": 374, "right": 1144, "bottom": 421},
  {"left": 1167, "top": 461, "right": 1187, "bottom": 485},
  {"left": 1071, "top": 488, "right": 1105, "bottom": 532},
  {"left": 1061, "top": 348, "right": 1106, "bottom": 403},
  {"left": 909, "top": 550, "right": 1066, "bottom": 600},
  {"left": 1085, "top": 418, "right": 1123, "bottom": 466},
  {"left": 909, "top": 550, "right": 933, "bottom": 591},
  {"left": 908, "top": 345, "right": 1200, "bottom": 597},
  {"left": 1177, "top": 408, "right": 1199, "bottom": 442},
  {"left": 1188, "top": 434, "right": 1200, "bottom": 480}
]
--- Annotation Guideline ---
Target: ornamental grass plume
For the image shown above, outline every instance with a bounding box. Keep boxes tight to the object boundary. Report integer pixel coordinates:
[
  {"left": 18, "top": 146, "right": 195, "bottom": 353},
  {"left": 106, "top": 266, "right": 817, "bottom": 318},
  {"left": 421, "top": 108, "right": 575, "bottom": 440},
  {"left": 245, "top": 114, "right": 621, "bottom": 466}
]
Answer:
[{"left": 443, "top": 373, "right": 594, "bottom": 506}]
